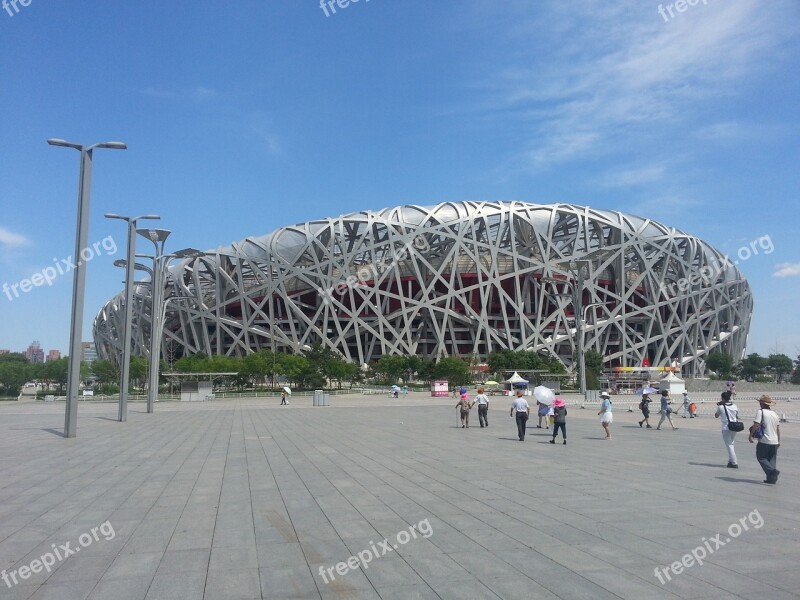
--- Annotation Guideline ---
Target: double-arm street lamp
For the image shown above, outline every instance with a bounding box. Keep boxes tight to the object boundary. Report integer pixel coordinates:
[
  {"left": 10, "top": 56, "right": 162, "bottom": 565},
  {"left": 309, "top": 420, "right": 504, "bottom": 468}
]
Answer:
[
  {"left": 135, "top": 230, "right": 204, "bottom": 413},
  {"left": 47, "top": 139, "right": 127, "bottom": 438},
  {"left": 545, "top": 248, "right": 616, "bottom": 396},
  {"left": 105, "top": 214, "right": 160, "bottom": 422}
]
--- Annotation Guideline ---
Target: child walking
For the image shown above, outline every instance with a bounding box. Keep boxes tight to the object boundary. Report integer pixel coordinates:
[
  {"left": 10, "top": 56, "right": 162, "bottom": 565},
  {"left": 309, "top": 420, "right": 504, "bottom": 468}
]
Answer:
[{"left": 550, "top": 398, "right": 567, "bottom": 444}]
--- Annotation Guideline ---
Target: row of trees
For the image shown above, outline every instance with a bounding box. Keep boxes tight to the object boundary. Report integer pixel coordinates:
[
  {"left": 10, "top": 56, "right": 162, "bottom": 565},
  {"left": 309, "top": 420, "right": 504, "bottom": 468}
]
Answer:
[
  {"left": 705, "top": 352, "right": 798, "bottom": 383},
  {"left": 6, "top": 346, "right": 795, "bottom": 398}
]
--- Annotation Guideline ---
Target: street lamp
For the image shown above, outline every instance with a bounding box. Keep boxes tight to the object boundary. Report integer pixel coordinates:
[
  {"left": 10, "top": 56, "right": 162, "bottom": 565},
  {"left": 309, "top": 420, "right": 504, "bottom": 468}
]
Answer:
[
  {"left": 546, "top": 248, "right": 616, "bottom": 396},
  {"left": 47, "top": 138, "right": 127, "bottom": 438},
  {"left": 136, "top": 233, "right": 204, "bottom": 414},
  {"left": 105, "top": 214, "right": 160, "bottom": 422}
]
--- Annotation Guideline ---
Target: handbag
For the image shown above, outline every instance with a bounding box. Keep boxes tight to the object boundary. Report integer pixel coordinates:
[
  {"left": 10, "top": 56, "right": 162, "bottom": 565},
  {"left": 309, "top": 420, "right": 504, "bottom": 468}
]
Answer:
[
  {"left": 751, "top": 411, "right": 765, "bottom": 439},
  {"left": 723, "top": 405, "right": 744, "bottom": 432}
]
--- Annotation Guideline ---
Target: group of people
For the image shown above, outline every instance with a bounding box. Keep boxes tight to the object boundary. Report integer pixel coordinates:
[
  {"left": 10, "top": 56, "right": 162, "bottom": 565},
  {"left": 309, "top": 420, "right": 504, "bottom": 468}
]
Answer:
[{"left": 457, "top": 383, "right": 783, "bottom": 484}]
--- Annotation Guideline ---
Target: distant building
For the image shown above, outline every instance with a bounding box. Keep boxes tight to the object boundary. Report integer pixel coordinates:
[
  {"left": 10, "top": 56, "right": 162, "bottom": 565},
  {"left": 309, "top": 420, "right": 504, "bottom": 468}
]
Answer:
[
  {"left": 81, "top": 342, "right": 98, "bottom": 363},
  {"left": 25, "top": 341, "right": 44, "bottom": 364},
  {"left": 47, "top": 349, "right": 61, "bottom": 362},
  {"left": 0, "top": 349, "right": 9, "bottom": 355}
]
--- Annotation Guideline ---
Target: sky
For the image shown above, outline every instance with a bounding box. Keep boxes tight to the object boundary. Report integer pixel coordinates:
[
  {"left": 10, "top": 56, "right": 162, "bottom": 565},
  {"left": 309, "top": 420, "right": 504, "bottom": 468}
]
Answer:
[{"left": 0, "top": 0, "right": 798, "bottom": 360}]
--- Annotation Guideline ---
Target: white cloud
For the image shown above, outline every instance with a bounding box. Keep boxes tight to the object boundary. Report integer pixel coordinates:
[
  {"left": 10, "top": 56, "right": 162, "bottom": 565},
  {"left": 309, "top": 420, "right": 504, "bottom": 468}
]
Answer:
[
  {"left": 773, "top": 262, "right": 800, "bottom": 278},
  {"left": 474, "top": 0, "right": 797, "bottom": 169},
  {"left": 0, "top": 227, "right": 30, "bottom": 248},
  {"left": 601, "top": 164, "right": 666, "bottom": 188}
]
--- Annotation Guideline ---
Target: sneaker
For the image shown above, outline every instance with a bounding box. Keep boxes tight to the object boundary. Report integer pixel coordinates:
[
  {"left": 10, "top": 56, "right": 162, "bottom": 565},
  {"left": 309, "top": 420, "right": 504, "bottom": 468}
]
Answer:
[
  {"left": 727, "top": 463, "right": 738, "bottom": 469},
  {"left": 672, "top": 428, "right": 679, "bottom": 431},
  {"left": 563, "top": 440, "right": 567, "bottom": 445},
  {"left": 763, "top": 480, "right": 776, "bottom": 485},
  {"left": 638, "top": 421, "right": 643, "bottom": 427},
  {"left": 549, "top": 439, "right": 555, "bottom": 444},
  {"left": 646, "top": 425, "right": 652, "bottom": 428}
]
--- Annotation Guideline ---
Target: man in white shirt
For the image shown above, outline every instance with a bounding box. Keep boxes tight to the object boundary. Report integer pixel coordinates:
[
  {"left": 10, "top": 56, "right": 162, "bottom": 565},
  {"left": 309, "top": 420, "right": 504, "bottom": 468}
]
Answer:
[
  {"left": 749, "top": 395, "right": 781, "bottom": 484},
  {"left": 475, "top": 386, "right": 490, "bottom": 428},
  {"left": 510, "top": 390, "right": 530, "bottom": 441}
]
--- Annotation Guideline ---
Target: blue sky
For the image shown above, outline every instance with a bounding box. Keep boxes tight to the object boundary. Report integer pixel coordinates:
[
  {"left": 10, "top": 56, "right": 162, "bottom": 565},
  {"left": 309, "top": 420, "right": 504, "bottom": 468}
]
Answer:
[{"left": 1, "top": 0, "right": 798, "bottom": 359}]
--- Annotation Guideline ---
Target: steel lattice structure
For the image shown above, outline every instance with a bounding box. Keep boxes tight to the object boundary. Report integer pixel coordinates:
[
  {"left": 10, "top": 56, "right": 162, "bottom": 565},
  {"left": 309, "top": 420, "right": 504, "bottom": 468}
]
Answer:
[{"left": 94, "top": 201, "right": 752, "bottom": 375}]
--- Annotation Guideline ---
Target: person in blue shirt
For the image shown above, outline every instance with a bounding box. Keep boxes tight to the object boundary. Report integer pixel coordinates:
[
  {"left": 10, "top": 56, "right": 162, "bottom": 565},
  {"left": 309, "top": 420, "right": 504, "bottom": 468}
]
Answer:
[{"left": 657, "top": 390, "right": 678, "bottom": 431}]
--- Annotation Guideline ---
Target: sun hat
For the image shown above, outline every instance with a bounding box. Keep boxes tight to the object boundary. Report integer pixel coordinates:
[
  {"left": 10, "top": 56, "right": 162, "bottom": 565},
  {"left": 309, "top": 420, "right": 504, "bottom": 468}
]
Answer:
[
  {"left": 757, "top": 394, "right": 775, "bottom": 406},
  {"left": 600, "top": 391, "right": 610, "bottom": 398},
  {"left": 553, "top": 398, "right": 565, "bottom": 407}
]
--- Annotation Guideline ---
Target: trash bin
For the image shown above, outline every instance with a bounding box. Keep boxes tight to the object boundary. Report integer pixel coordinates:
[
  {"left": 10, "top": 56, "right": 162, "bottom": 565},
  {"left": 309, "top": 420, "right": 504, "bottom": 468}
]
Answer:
[
  {"left": 322, "top": 392, "right": 330, "bottom": 406},
  {"left": 313, "top": 389, "right": 323, "bottom": 406},
  {"left": 45, "top": 395, "right": 54, "bottom": 402}
]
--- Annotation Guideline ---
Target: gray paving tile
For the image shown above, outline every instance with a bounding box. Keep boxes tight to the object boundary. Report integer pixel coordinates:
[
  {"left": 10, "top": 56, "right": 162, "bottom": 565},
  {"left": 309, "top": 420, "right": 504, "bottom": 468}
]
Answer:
[
  {"left": 144, "top": 571, "right": 207, "bottom": 600},
  {"left": 2, "top": 396, "right": 798, "bottom": 600}
]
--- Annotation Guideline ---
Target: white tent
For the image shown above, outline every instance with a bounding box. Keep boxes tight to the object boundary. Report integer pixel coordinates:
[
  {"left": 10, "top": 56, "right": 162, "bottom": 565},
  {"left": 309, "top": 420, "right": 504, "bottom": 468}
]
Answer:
[{"left": 504, "top": 372, "right": 528, "bottom": 384}]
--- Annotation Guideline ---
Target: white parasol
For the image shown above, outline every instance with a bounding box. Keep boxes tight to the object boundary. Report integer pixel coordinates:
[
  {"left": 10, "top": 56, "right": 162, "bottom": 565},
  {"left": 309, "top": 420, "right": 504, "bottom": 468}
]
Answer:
[
  {"left": 533, "top": 385, "right": 555, "bottom": 406},
  {"left": 283, "top": 386, "right": 292, "bottom": 395}
]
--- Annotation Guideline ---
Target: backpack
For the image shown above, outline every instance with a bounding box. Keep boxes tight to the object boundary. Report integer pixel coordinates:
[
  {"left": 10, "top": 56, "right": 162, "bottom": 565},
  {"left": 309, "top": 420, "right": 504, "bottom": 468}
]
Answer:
[{"left": 638, "top": 401, "right": 644, "bottom": 410}]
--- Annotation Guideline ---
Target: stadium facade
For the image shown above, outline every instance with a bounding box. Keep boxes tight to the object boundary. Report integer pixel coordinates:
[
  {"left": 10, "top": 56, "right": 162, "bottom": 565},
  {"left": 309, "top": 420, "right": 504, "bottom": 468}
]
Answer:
[{"left": 93, "top": 201, "right": 752, "bottom": 376}]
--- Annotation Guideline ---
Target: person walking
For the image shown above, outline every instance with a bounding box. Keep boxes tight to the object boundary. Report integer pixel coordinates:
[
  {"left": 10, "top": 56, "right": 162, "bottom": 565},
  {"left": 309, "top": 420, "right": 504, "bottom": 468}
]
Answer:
[
  {"left": 475, "top": 386, "right": 489, "bottom": 428},
  {"left": 456, "top": 393, "right": 473, "bottom": 428},
  {"left": 656, "top": 390, "right": 678, "bottom": 431},
  {"left": 598, "top": 391, "right": 613, "bottom": 439},
  {"left": 280, "top": 391, "right": 288, "bottom": 405},
  {"left": 749, "top": 395, "right": 781, "bottom": 484},
  {"left": 550, "top": 397, "right": 567, "bottom": 444},
  {"left": 536, "top": 400, "right": 550, "bottom": 429},
  {"left": 681, "top": 391, "right": 691, "bottom": 418},
  {"left": 638, "top": 393, "right": 653, "bottom": 428},
  {"left": 714, "top": 390, "right": 740, "bottom": 468},
  {"left": 510, "top": 389, "right": 530, "bottom": 441}
]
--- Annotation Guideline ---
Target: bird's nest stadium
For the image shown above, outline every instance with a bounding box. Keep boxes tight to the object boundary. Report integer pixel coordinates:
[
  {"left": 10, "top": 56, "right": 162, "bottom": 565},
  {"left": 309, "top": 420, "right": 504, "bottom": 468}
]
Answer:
[{"left": 94, "top": 201, "right": 752, "bottom": 376}]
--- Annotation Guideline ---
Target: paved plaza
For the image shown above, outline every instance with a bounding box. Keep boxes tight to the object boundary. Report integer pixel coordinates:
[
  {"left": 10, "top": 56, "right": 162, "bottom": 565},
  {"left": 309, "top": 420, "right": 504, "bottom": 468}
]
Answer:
[{"left": 0, "top": 393, "right": 798, "bottom": 600}]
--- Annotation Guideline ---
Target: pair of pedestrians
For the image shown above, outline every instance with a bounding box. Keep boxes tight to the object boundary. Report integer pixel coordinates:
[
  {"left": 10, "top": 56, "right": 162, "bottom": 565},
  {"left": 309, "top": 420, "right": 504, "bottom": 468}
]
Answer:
[
  {"left": 456, "top": 387, "right": 490, "bottom": 428},
  {"left": 717, "top": 392, "right": 781, "bottom": 483},
  {"left": 509, "top": 390, "right": 567, "bottom": 443}
]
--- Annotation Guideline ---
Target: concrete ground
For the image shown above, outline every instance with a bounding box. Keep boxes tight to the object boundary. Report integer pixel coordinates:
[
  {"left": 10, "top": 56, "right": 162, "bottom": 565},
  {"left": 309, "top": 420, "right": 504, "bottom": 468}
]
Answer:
[{"left": 0, "top": 392, "right": 797, "bottom": 600}]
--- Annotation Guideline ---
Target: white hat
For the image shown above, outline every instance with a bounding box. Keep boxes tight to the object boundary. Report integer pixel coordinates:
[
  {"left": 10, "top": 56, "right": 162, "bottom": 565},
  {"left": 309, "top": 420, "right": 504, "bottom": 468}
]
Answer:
[{"left": 600, "top": 391, "right": 610, "bottom": 397}]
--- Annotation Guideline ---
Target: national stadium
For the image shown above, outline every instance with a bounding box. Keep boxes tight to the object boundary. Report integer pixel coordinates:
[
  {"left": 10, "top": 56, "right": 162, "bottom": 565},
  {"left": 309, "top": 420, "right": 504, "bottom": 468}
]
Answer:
[{"left": 93, "top": 201, "right": 752, "bottom": 376}]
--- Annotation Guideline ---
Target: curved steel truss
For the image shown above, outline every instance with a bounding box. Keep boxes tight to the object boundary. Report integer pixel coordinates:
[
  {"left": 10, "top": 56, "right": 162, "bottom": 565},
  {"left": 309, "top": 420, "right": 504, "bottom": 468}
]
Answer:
[{"left": 94, "top": 201, "right": 752, "bottom": 375}]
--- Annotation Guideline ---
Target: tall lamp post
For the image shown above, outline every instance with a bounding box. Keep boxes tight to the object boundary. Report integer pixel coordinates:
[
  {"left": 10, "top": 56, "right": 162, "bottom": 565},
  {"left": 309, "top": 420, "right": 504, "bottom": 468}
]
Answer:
[
  {"left": 47, "top": 138, "right": 127, "bottom": 438},
  {"left": 135, "top": 231, "right": 204, "bottom": 413},
  {"left": 105, "top": 214, "right": 160, "bottom": 422},
  {"left": 548, "top": 248, "right": 616, "bottom": 396}
]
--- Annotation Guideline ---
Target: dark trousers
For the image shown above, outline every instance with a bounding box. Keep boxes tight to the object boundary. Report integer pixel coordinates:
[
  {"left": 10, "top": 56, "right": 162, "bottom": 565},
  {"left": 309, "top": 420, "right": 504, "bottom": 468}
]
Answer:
[
  {"left": 552, "top": 422, "right": 566, "bottom": 440},
  {"left": 478, "top": 405, "right": 488, "bottom": 427},
  {"left": 515, "top": 412, "right": 528, "bottom": 440},
  {"left": 756, "top": 442, "right": 779, "bottom": 482}
]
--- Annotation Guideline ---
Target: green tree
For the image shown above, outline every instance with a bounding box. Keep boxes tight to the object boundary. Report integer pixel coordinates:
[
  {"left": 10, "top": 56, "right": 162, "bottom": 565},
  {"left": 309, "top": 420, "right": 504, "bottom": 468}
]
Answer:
[
  {"left": 706, "top": 352, "right": 735, "bottom": 378},
  {"left": 241, "top": 350, "right": 273, "bottom": 386},
  {"left": 92, "top": 359, "right": 119, "bottom": 384},
  {"left": 376, "top": 355, "right": 407, "bottom": 384},
  {"left": 583, "top": 350, "right": 603, "bottom": 391},
  {"left": 129, "top": 357, "right": 148, "bottom": 391},
  {"left": 736, "top": 353, "right": 767, "bottom": 381},
  {"left": 767, "top": 353, "right": 793, "bottom": 383},
  {"left": 42, "top": 358, "right": 70, "bottom": 393},
  {"left": 0, "top": 359, "right": 31, "bottom": 396},
  {"left": 326, "top": 358, "right": 361, "bottom": 389},
  {"left": 792, "top": 355, "right": 800, "bottom": 384},
  {"left": 432, "top": 357, "right": 471, "bottom": 387},
  {"left": 279, "top": 354, "right": 317, "bottom": 388}
]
